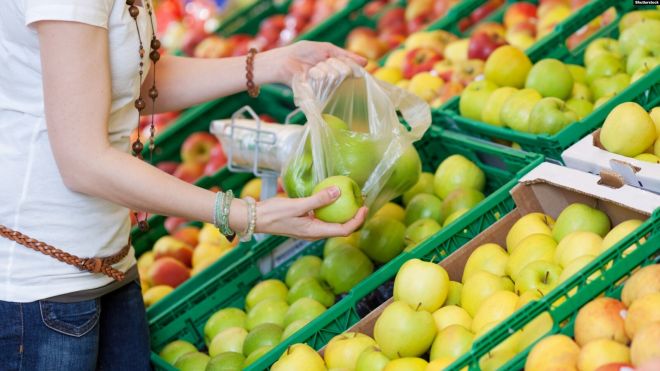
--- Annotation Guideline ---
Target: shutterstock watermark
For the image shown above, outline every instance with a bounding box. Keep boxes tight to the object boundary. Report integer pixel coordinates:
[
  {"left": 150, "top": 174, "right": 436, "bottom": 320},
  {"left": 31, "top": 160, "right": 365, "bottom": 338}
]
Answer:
[{"left": 634, "top": 0, "right": 659, "bottom": 5}]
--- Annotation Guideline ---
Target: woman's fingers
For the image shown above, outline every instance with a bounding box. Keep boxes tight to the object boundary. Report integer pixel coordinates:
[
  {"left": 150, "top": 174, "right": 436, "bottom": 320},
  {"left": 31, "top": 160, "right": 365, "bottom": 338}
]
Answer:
[
  {"left": 326, "top": 43, "right": 367, "bottom": 66},
  {"left": 294, "top": 186, "right": 340, "bottom": 214},
  {"left": 306, "top": 206, "right": 368, "bottom": 239}
]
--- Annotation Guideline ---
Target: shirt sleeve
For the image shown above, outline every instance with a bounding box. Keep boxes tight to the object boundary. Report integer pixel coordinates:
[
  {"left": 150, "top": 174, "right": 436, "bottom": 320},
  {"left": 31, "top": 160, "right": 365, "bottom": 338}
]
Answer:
[{"left": 24, "top": 0, "right": 114, "bottom": 28}]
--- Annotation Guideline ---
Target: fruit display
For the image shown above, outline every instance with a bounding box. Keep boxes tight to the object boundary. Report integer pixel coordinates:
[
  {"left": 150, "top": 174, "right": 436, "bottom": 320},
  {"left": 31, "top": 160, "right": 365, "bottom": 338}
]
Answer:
[
  {"left": 526, "top": 264, "right": 660, "bottom": 371},
  {"left": 599, "top": 102, "right": 660, "bottom": 162}
]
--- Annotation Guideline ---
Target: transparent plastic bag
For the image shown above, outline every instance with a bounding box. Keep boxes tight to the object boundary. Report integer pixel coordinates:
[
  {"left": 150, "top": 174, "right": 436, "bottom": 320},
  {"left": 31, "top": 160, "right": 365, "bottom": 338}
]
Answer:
[{"left": 282, "top": 59, "right": 431, "bottom": 212}]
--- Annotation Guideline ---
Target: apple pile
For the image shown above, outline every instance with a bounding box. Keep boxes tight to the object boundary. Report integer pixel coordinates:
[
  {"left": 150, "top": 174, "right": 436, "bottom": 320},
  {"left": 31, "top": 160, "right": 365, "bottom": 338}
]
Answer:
[
  {"left": 526, "top": 264, "right": 660, "bottom": 371},
  {"left": 266, "top": 202, "right": 648, "bottom": 371},
  {"left": 599, "top": 102, "right": 660, "bottom": 163},
  {"left": 138, "top": 222, "right": 239, "bottom": 308},
  {"left": 193, "top": 0, "right": 349, "bottom": 58}
]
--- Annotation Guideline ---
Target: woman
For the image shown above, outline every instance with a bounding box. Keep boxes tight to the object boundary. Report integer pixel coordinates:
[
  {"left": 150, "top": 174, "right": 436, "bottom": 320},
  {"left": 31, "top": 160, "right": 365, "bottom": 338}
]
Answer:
[{"left": 0, "top": 0, "right": 367, "bottom": 369}]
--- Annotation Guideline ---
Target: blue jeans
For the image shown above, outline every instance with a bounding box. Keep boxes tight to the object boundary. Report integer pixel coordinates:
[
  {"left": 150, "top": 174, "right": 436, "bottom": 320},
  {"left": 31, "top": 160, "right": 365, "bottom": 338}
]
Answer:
[{"left": 0, "top": 279, "right": 151, "bottom": 370}]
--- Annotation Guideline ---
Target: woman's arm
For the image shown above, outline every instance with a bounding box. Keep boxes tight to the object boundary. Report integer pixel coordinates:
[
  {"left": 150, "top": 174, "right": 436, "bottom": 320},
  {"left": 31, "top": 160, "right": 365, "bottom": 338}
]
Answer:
[
  {"left": 141, "top": 41, "right": 365, "bottom": 113},
  {"left": 35, "top": 21, "right": 365, "bottom": 240}
]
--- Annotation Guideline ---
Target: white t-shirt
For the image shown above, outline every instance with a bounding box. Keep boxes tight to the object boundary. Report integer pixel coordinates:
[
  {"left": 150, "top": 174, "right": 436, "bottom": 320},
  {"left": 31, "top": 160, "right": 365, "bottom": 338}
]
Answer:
[{"left": 0, "top": 0, "right": 153, "bottom": 302}]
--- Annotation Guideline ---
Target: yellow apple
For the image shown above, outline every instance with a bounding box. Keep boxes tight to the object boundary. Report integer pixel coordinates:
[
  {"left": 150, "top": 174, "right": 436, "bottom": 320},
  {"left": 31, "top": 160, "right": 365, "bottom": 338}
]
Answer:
[
  {"left": 574, "top": 297, "right": 629, "bottom": 346},
  {"left": 432, "top": 305, "right": 472, "bottom": 332},
  {"left": 601, "top": 102, "right": 657, "bottom": 158},
  {"left": 373, "top": 202, "right": 406, "bottom": 223},
  {"left": 554, "top": 231, "right": 603, "bottom": 268},
  {"left": 272, "top": 343, "right": 326, "bottom": 371},
  {"left": 394, "top": 259, "right": 450, "bottom": 312},
  {"left": 650, "top": 107, "right": 660, "bottom": 137},
  {"left": 426, "top": 356, "right": 461, "bottom": 371},
  {"left": 485, "top": 45, "right": 533, "bottom": 88},
  {"left": 325, "top": 332, "right": 376, "bottom": 369},
  {"left": 385, "top": 49, "right": 407, "bottom": 70},
  {"left": 462, "top": 243, "right": 509, "bottom": 283},
  {"left": 602, "top": 219, "right": 645, "bottom": 256},
  {"left": 577, "top": 339, "right": 630, "bottom": 371},
  {"left": 622, "top": 264, "right": 660, "bottom": 307},
  {"left": 472, "top": 291, "right": 519, "bottom": 334},
  {"left": 479, "top": 350, "right": 517, "bottom": 371},
  {"left": 630, "top": 321, "right": 660, "bottom": 366},
  {"left": 445, "top": 281, "right": 463, "bottom": 306},
  {"left": 461, "top": 271, "right": 512, "bottom": 317},
  {"left": 374, "top": 67, "right": 404, "bottom": 85},
  {"left": 506, "top": 213, "right": 555, "bottom": 252},
  {"left": 199, "top": 223, "right": 236, "bottom": 249},
  {"left": 558, "top": 255, "right": 597, "bottom": 284},
  {"left": 625, "top": 292, "right": 660, "bottom": 339},
  {"left": 408, "top": 72, "right": 444, "bottom": 102},
  {"left": 525, "top": 334, "right": 579, "bottom": 371},
  {"left": 429, "top": 324, "right": 475, "bottom": 360},
  {"left": 506, "top": 234, "right": 557, "bottom": 281},
  {"left": 475, "top": 321, "right": 521, "bottom": 354},
  {"left": 518, "top": 312, "right": 553, "bottom": 352},
  {"left": 384, "top": 357, "right": 428, "bottom": 371},
  {"left": 444, "top": 39, "right": 470, "bottom": 63},
  {"left": 481, "top": 86, "right": 518, "bottom": 127}
]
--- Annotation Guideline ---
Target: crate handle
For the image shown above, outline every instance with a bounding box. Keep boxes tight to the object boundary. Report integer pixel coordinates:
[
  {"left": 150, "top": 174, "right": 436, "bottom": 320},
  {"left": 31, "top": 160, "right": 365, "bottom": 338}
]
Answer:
[{"left": 597, "top": 169, "right": 625, "bottom": 189}]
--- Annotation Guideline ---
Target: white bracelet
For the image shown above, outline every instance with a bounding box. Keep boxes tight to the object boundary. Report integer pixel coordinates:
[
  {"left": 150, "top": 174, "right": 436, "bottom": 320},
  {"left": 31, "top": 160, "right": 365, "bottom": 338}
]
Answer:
[{"left": 240, "top": 197, "right": 257, "bottom": 242}]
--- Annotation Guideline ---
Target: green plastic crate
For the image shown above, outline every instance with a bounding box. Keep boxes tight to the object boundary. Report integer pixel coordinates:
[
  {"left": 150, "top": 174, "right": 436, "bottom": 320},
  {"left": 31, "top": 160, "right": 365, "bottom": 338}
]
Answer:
[
  {"left": 437, "top": 0, "right": 660, "bottom": 160},
  {"left": 446, "top": 208, "right": 660, "bottom": 371},
  {"left": 215, "top": 0, "right": 292, "bottom": 37},
  {"left": 147, "top": 126, "right": 543, "bottom": 370}
]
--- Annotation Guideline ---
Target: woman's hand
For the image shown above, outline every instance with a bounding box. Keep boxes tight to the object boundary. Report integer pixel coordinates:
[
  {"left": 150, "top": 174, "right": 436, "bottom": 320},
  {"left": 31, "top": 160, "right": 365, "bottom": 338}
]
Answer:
[
  {"left": 263, "top": 41, "right": 367, "bottom": 85},
  {"left": 254, "top": 186, "right": 367, "bottom": 240}
]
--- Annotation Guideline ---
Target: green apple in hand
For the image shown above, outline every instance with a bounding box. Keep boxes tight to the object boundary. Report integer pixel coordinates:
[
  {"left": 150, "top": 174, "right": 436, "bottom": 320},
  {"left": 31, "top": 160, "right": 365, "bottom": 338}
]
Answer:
[
  {"left": 460, "top": 80, "right": 499, "bottom": 120},
  {"left": 359, "top": 216, "right": 406, "bottom": 263},
  {"left": 482, "top": 87, "right": 518, "bottom": 127},
  {"left": 312, "top": 175, "right": 363, "bottom": 223},
  {"left": 434, "top": 154, "right": 486, "bottom": 199},
  {"left": 566, "top": 98, "right": 594, "bottom": 120},
  {"left": 242, "top": 323, "right": 283, "bottom": 357},
  {"left": 383, "top": 146, "right": 422, "bottom": 196},
  {"left": 591, "top": 73, "right": 630, "bottom": 101},
  {"left": 325, "top": 332, "right": 376, "bottom": 369},
  {"left": 374, "top": 301, "right": 437, "bottom": 358},
  {"left": 528, "top": 97, "right": 579, "bottom": 135},
  {"left": 404, "top": 193, "right": 444, "bottom": 225},
  {"left": 283, "top": 151, "right": 314, "bottom": 198},
  {"left": 430, "top": 324, "right": 475, "bottom": 360},
  {"left": 402, "top": 172, "right": 435, "bottom": 205},
  {"left": 356, "top": 345, "right": 390, "bottom": 371},
  {"left": 206, "top": 352, "right": 245, "bottom": 371},
  {"left": 462, "top": 243, "right": 509, "bottom": 283},
  {"left": 321, "top": 244, "right": 373, "bottom": 294},
  {"left": 500, "top": 88, "right": 543, "bottom": 132},
  {"left": 514, "top": 260, "right": 562, "bottom": 295},
  {"left": 286, "top": 277, "right": 335, "bottom": 308},
  {"left": 552, "top": 203, "right": 611, "bottom": 241},
  {"left": 404, "top": 218, "right": 442, "bottom": 248},
  {"left": 285, "top": 255, "right": 322, "bottom": 288},
  {"left": 204, "top": 308, "right": 247, "bottom": 345},
  {"left": 271, "top": 343, "right": 326, "bottom": 371},
  {"left": 584, "top": 38, "right": 623, "bottom": 66},
  {"left": 394, "top": 258, "right": 450, "bottom": 312},
  {"left": 283, "top": 297, "right": 326, "bottom": 327},
  {"left": 525, "top": 59, "right": 574, "bottom": 99},
  {"left": 567, "top": 64, "right": 587, "bottom": 83},
  {"left": 209, "top": 327, "right": 248, "bottom": 356},
  {"left": 245, "top": 299, "right": 288, "bottom": 330},
  {"left": 245, "top": 279, "right": 288, "bottom": 312}
]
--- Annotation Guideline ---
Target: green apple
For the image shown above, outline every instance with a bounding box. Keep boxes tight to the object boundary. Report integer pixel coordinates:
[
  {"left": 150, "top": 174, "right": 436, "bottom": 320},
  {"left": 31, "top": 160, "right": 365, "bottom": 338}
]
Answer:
[
  {"left": 402, "top": 172, "right": 435, "bottom": 206},
  {"left": 430, "top": 324, "right": 475, "bottom": 360},
  {"left": 514, "top": 260, "right": 562, "bottom": 295},
  {"left": 207, "top": 352, "right": 245, "bottom": 371},
  {"left": 325, "top": 332, "right": 376, "bottom": 369},
  {"left": 404, "top": 218, "right": 442, "bottom": 247},
  {"left": 312, "top": 175, "right": 364, "bottom": 223},
  {"left": 283, "top": 297, "right": 326, "bottom": 327},
  {"left": 528, "top": 97, "right": 579, "bottom": 135},
  {"left": 272, "top": 343, "right": 326, "bottom": 371},
  {"left": 323, "top": 113, "right": 349, "bottom": 130},
  {"left": 586, "top": 54, "right": 625, "bottom": 83},
  {"left": 441, "top": 188, "right": 485, "bottom": 219},
  {"left": 324, "top": 232, "right": 360, "bottom": 257},
  {"left": 356, "top": 345, "right": 390, "bottom": 371},
  {"left": 245, "top": 279, "right": 288, "bottom": 312},
  {"left": 373, "top": 300, "right": 437, "bottom": 358},
  {"left": 602, "top": 219, "right": 644, "bottom": 250},
  {"left": 394, "top": 258, "right": 450, "bottom": 312},
  {"left": 554, "top": 231, "right": 603, "bottom": 268},
  {"left": 159, "top": 340, "right": 197, "bottom": 365},
  {"left": 329, "top": 132, "right": 380, "bottom": 187},
  {"left": 460, "top": 80, "right": 499, "bottom": 120},
  {"left": 286, "top": 277, "right": 335, "bottom": 308},
  {"left": 321, "top": 244, "right": 373, "bottom": 294},
  {"left": 506, "top": 233, "right": 557, "bottom": 281},
  {"left": 384, "top": 357, "right": 428, "bottom": 371},
  {"left": 500, "top": 88, "right": 543, "bottom": 132},
  {"left": 242, "top": 323, "right": 283, "bottom": 357},
  {"left": 584, "top": 38, "right": 623, "bottom": 66},
  {"left": 285, "top": 255, "right": 323, "bottom": 288},
  {"left": 461, "top": 271, "right": 512, "bottom": 317},
  {"left": 443, "top": 209, "right": 468, "bottom": 227},
  {"left": 566, "top": 98, "right": 594, "bottom": 120},
  {"left": 571, "top": 82, "right": 593, "bottom": 102},
  {"left": 485, "top": 45, "right": 533, "bottom": 88},
  {"left": 174, "top": 352, "right": 210, "bottom": 371},
  {"left": 283, "top": 151, "right": 314, "bottom": 198},
  {"left": 506, "top": 212, "right": 555, "bottom": 252},
  {"left": 245, "top": 299, "right": 288, "bottom": 330},
  {"left": 204, "top": 308, "right": 247, "bottom": 345},
  {"left": 209, "top": 327, "right": 248, "bottom": 356},
  {"left": 446, "top": 281, "right": 463, "bottom": 306},
  {"left": 479, "top": 350, "right": 517, "bottom": 371},
  {"left": 404, "top": 193, "right": 444, "bottom": 225},
  {"left": 432, "top": 305, "right": 472, "bottom": 332},
  {"left": 619, "top": 19, "right": 660, "bottom": 55},
  {"left": 359, "top": 216, "right": 406, "bottom": 263},
  {"left": 281, "top": 319, "right": 310, "bottom": 340},
  {"left": 472, "top": 291, "right": 520, "bottom": 334},
  {"left": 627, "top": 46, "right": 660, "bottom": 74},
  {"left": 373, "top": 202, "right": 406, "bottom": 223},
  {"left": 525, "top": 59, "right": 574, "bottom": 99},
  {"left": 482, "top": 87, "right": 518, "bottom": 127},
  {"left": 631, "top": 59, "right": 660, "bottom": 82},
  {"left": 601, "top": 102, "right": 657, "bottom": 157},
  {"left": 552, "top": 203, "right": 611, "bottom": 241},
  {"left": 242, "top": 346, "right": 274, "bottom": 368},
  {"left": 383, "top": 146, "right": 422, "bottom": 196},
  {"left": 434, "top": 154, "right": 486, "bottom": 199},
  {"left": 591, "top": 73, "right": 630, "bottom": 101},
  {"left": 619, "top": 10, "right": 660, "bottom": 32},
  {"left": 462, "top": 243, "right": 509, "bottom": 283},
  {"left": 567, "top": 64, "right": 587, "bottom": 83}
]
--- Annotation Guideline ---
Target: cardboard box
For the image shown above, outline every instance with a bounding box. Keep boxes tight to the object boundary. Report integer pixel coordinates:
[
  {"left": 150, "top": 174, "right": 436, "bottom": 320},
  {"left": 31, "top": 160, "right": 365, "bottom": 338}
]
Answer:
[
  {"left": 562, "top": 129, "right": 660, "bottom": 194},
  {"left": 331, "top": 162, "right": 660, "bottom": 344}
]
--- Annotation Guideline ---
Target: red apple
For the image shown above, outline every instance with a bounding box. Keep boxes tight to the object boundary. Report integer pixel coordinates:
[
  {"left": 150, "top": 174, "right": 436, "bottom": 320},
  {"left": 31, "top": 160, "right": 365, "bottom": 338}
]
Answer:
[
  {"left": 346, "top": 28, "right": 387, "bottom": 60},
  {"left": 403, "top": 47, "right": 444, "bottom": 79},
  {"left": 470, "top": 0, "right": 502, "bottom": 24},
  {"left": 153, "top": 236, "right": 194, "bottom": 267},
  {"left": 468, "top": 31, "right": 508, "bottom": 61},
  {"left": 432, "top": 0, "right": 457, "bottom": 19},
  {"left": 172, "top": 226, "right": 200, "bottom": 248},
  {"left": 257, "top": 14, "right": 286, "bottom": 45},
  {"left": 433, "top": 59, "right": 456, "bottom": 81},
  {"left": 164, "top": 216, "right": 187, "bottom": 234},
  {"left": 180, "top": 132, "right": 218, "bottom": 164},
  {"left": 407, "top": 15, "right": 428, "bottom": 33},
  {"left": 279, "top": 13, "right": 307, "bottom": 45},
  {"left": 289, "top": 0, "right": 315, "bottom": 20},
  {"left": 451, "top": 59, "right": 485, "bottom": 86},
  {"left": 174, "top": 162, "right": 204, "bottom": 183},
  {"left": 472, "top": 22, "right": 507, "bottom": 38},
  {"left": 148, "top": 256, "right": 190, "bottom": 288},
  {"left": 405, "top": 0, "right": 434, "bottom": 22},
  {"left": 365, "top": 0, "right": 388, "bottom": 17},
  {"left": 259, "top": 114, "right": 276, "bottom": 123},
  {"left": 156, "top": 161, "right": 179, "bottom": 175},
  {"left": 378, "top": 30, "right": 407, "bottom": 49},
  {"left": 181, "top": 23, "right": 209, "bottom": 57},
  {"left": 229, "top": 34, "right": 252, "bottom": 56},
  {"left": 309, "top": 0, "right": 337, "bottom": 29},
  {"left": 377, "top": 7, "right": 407, "bottom": 35},
  {"left": 504, "top": 2, "right": 537, "bottom": 28},
  {"left": 594, "top": 363, "right": 635, "bottom": 371},
  {"left": 203, "top": 143, "right": 228, "bottom": 176}
]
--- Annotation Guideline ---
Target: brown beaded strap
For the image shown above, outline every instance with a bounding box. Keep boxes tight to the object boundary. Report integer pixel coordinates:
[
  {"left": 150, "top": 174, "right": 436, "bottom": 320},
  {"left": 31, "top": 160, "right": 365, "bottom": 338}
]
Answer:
[
  {"left": 246, "top": 48, "right": 260, "bottom": 98},
  {"left": 0, "top": 225, "right": 130, "bottom": 281}
]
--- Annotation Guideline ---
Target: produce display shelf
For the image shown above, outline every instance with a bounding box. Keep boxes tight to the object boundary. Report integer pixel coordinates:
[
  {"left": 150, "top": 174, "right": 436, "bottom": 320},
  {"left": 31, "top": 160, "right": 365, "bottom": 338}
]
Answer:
[
  {"left": 436, "top": 0, "right": 660, "bottom": 161},
  {"left": 449, "top": 209, "right": 660, "bottom": 371},
  {"left": 146, "top": 126, "right": 543, "bottom": 370}
]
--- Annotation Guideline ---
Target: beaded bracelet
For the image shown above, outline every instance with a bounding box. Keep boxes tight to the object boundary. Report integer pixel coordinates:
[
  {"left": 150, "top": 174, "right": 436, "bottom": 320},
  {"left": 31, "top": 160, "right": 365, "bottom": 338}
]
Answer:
[
  {"left": 213, "top": 191, "right": 235, "bottom": 241},
  {"left": 240, "top": 197, "right": 257, "bottom": 242},
  {"left": 213, "top": 191, "right": 224, "bottom": 228}
]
